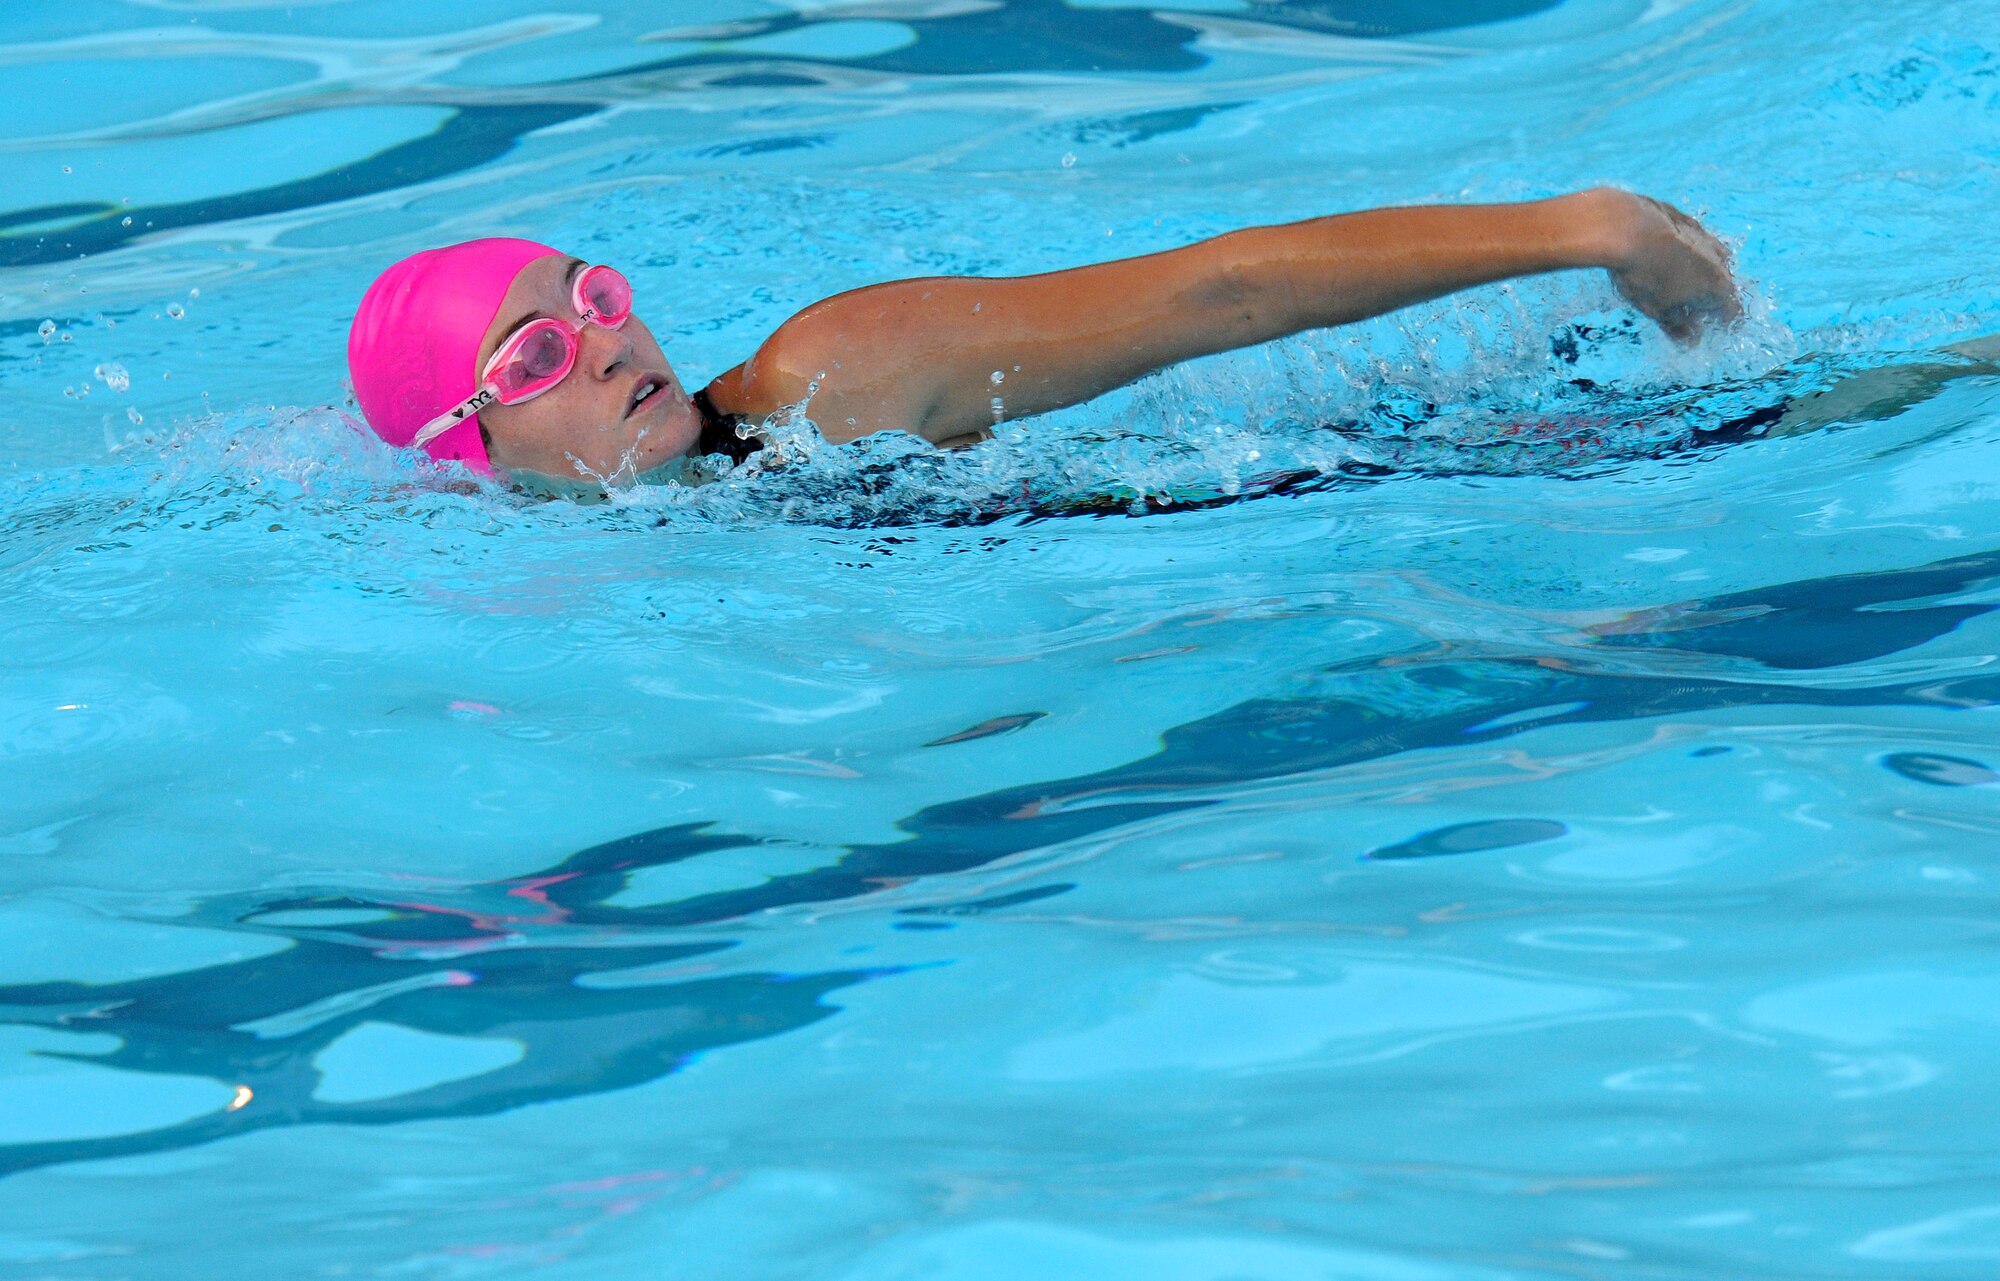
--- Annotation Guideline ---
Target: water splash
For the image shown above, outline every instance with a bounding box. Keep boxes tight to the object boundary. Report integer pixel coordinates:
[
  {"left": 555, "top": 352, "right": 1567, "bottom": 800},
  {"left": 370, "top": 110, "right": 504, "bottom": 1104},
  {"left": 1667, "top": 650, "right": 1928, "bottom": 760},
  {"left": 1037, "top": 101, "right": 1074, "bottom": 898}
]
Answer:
[{"left": 18, "top": 280, "right": 1916, "bottom": 544}]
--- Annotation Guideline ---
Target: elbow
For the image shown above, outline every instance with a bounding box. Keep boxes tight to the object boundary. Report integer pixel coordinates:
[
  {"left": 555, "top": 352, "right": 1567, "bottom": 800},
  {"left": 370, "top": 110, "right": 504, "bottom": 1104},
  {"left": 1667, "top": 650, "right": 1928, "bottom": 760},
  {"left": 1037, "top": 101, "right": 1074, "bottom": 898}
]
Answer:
[
  {"left": 1185, "top": 245, "right": 1294, "bottom": 344},
  {"left": 1187, "top": 255, "right": 1259, "bottom": 313}
]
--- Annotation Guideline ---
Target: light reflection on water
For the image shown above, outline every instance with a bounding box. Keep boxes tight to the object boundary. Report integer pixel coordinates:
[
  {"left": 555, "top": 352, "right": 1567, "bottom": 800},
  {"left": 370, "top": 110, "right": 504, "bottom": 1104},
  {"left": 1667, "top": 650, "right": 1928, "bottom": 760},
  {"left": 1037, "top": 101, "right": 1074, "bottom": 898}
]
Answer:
[{"left": 3, "top": 2, "right": 2000, "bottom": 1278}]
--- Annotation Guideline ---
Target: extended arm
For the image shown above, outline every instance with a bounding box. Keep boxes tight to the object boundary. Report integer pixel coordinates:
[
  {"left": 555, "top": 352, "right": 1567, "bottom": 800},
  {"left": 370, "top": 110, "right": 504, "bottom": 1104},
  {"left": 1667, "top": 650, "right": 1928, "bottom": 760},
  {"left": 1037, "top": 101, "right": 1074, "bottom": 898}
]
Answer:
[{"left": 705, "top": 187, "right": 1740, "bottom": 445}]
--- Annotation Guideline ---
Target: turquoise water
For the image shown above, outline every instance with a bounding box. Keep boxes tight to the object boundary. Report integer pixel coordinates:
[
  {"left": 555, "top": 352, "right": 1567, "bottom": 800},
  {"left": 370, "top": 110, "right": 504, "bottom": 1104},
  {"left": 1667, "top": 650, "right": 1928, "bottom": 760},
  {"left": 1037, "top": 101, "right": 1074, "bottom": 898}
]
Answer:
[{"left": 5, "top": 1, "right": 2000, "bottom": 1276}]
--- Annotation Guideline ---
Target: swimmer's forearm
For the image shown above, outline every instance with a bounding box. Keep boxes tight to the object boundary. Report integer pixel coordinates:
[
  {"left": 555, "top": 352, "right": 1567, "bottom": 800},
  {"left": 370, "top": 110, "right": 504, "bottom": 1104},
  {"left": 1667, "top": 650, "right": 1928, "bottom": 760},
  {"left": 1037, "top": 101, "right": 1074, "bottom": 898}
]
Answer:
[
  {"left": 1203, "top": 190, "right": 1627, "bottom": 337},
  {"left": 1217, "top": 187, "right": 1736, "bottom": 347},
  {"left": 886, "top": 191, "right": 1632, "bottom": 436}
]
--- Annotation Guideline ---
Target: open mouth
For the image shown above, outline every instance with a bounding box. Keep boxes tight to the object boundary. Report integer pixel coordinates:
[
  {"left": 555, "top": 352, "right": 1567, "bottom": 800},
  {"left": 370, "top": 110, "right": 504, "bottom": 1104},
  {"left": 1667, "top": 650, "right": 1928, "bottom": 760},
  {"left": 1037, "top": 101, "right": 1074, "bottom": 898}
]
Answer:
[{"left": 625, "top": 376, "right": 667, "bottom": 419}]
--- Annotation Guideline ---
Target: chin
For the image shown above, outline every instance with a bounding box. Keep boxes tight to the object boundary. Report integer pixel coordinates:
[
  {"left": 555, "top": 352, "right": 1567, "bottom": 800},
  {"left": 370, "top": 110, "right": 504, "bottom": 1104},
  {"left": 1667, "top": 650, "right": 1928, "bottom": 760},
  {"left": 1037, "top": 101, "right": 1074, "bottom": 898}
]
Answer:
[{"left": 628, "top": 407, "right": 703, "bottom": 471}]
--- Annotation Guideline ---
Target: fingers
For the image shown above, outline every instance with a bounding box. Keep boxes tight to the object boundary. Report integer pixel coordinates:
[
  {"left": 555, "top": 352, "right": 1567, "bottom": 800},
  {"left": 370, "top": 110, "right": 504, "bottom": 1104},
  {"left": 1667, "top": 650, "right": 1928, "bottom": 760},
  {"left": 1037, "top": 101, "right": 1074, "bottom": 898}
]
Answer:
[
  {"left": 1672, "top": 288, "right": 1742, "bottom": 346},
  {"left": 1712, "top": 286, "right": 1745, "bottom": 327},
  {"left": 1667, "top": 207, "right": 1744, "bottom": 333},
  {"left": 1609, "top": 192, "right": 1745, "bottom": 345},
  {"left": 1654, "top": 301, "right": 1701, "bottom": 346},
  {"left": 1648, "top": 194, "right": 1738, "bottom": 274},
  {"left": 1637, "top": 280, "right": 1736, "bottom": 346}
]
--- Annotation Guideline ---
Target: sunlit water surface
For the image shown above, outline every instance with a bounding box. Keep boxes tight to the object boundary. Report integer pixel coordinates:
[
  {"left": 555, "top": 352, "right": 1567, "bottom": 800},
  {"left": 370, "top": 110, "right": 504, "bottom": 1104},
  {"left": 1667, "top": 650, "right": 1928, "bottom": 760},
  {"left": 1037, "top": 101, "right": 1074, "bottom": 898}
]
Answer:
[{"left": 3, "top": 1, "right": 2000, "bottom": 1277}]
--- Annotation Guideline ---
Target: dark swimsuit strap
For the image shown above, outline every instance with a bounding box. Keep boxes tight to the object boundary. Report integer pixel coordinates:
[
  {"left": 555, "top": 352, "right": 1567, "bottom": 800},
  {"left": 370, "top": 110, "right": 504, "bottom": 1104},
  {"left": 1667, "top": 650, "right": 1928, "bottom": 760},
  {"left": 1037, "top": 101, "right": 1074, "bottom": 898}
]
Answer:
[{"left": 692, "top": 387, "right": 761, "bottom": 463}]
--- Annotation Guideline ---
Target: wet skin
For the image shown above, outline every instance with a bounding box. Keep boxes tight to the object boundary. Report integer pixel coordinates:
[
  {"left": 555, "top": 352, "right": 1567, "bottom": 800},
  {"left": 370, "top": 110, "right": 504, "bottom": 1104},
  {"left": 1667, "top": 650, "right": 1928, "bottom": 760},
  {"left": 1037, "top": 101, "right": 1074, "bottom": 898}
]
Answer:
[
  {"left": 474, "top": 253, "right": 704, "bottom": 481},
  {"left": 479, "top": 189, "right": 1745, "bottom": 485}
]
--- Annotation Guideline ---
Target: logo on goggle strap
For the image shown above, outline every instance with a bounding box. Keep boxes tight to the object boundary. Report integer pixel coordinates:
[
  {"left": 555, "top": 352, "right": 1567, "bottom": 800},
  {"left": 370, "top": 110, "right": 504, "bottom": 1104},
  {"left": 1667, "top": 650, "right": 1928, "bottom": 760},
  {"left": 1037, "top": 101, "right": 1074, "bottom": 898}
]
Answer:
[{"left": 456, "top": 388, "right": 497, "bottom": 421}]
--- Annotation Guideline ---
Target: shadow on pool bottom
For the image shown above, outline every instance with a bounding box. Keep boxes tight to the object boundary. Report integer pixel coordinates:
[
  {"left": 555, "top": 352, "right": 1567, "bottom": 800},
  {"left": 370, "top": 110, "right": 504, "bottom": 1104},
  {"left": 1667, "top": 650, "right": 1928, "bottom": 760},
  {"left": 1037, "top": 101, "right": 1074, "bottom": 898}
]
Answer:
[{"left": 2, "top": 545, "right": 1997, "bottom": 1175}]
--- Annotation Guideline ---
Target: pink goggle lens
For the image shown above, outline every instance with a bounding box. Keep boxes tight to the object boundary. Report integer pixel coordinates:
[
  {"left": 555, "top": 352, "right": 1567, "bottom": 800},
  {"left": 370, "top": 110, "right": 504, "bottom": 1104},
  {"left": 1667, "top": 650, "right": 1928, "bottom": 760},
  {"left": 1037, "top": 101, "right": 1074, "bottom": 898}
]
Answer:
[
  {"left": 574, "top": 265, "right": 632, "bottom": 328},
  {"left": 487, "top": 319, "right": 578, "bottom": 402}
]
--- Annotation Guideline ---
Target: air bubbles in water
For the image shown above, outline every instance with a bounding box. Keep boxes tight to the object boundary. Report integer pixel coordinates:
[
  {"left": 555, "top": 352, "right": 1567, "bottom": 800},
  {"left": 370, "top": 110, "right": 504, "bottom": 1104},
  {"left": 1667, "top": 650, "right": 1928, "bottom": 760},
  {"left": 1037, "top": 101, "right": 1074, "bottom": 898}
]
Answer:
[
  {"left": 127, "top": 407, "right": 144, "bottom": 426},
  {"left": 166, "top": 303, "right": 185, "bottom": 319},
  {"left": 37, "top": 320, "right": 54, "bottom": 343},
  {"left": 94, "top": 362, "right": 130, "bottom": 393}
]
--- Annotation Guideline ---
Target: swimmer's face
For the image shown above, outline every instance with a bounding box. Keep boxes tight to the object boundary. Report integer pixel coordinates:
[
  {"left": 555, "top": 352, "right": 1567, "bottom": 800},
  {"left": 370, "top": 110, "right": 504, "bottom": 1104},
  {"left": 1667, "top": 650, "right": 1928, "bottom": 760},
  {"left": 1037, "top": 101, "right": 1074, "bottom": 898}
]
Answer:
[{"left": 474, "top": 254, "right": 703, "bottom": 481}]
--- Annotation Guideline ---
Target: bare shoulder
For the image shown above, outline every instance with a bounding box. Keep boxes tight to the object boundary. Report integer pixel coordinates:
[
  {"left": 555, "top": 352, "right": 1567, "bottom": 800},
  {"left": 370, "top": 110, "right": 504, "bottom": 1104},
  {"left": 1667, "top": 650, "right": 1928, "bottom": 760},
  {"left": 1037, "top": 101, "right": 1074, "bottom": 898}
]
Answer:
[
  {"left": 704, "top": 280, "right": 968, "bottom": 443},
  {"left": 702, "top": 315, "right": 827, "bottom": 423}
]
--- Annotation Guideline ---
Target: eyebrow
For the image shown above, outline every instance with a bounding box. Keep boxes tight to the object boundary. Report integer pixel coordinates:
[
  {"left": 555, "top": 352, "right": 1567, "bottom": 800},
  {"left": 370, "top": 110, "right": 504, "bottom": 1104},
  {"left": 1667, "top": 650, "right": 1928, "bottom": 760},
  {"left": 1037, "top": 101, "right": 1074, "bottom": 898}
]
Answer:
[{"left": 494, "top": 257, "right": 586, "bottom": 344}]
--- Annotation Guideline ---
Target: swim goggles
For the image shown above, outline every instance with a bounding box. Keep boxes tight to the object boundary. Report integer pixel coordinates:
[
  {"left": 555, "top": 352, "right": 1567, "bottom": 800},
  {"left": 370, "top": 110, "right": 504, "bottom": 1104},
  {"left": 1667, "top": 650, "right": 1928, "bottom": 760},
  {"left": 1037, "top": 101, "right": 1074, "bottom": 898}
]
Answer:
[{"left": 412, "top": 264, "right": 634, "bottom": 449}]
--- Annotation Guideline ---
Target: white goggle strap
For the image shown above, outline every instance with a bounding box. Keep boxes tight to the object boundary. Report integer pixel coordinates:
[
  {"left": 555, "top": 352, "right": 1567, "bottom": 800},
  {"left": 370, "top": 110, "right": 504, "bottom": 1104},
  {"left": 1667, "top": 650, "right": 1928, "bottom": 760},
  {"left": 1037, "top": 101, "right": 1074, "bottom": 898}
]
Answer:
[{"left": 411, "top": 386, "right": 498, "bottom": 451}]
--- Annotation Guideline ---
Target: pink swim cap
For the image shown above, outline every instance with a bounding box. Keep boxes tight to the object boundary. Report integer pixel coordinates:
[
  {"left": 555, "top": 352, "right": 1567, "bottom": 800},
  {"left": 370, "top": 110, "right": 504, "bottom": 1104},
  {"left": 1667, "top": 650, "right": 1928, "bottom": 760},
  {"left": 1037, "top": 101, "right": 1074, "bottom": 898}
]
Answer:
[{"left": 347, "top": 237, "right": 562, "bottom": 473}]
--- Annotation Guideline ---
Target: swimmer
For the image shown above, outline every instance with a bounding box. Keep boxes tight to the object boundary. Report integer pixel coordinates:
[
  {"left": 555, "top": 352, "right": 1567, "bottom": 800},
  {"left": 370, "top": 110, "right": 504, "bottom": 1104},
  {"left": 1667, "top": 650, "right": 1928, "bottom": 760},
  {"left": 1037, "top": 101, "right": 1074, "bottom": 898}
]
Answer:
[{"left": 348, "top": 187, "right": 1741, "bottom": 487}]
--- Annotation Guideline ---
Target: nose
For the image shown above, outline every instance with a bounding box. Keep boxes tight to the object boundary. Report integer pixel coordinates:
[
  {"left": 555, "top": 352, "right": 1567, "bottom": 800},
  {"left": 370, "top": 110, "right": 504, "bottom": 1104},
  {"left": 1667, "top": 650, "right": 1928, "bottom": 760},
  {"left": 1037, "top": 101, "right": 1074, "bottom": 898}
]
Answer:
[{"left": 580, "top": 321, "right": 632, "bottom": 381}]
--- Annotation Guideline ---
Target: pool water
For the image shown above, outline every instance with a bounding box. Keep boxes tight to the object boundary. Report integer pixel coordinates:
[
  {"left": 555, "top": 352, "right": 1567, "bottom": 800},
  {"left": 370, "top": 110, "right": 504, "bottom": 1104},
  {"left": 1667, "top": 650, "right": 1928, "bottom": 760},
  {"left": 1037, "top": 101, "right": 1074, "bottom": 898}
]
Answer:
[{"left": 5, "top": 1, "right": 2000, "bottom": 1276}]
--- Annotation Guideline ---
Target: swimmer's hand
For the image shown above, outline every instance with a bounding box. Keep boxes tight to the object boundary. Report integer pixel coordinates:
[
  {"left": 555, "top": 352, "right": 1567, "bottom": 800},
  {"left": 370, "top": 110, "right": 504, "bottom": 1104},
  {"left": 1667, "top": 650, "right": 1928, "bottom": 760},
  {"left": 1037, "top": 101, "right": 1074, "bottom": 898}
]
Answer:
[{"left": 1593, "top": 189, "right": 1742, "bottom": 344}]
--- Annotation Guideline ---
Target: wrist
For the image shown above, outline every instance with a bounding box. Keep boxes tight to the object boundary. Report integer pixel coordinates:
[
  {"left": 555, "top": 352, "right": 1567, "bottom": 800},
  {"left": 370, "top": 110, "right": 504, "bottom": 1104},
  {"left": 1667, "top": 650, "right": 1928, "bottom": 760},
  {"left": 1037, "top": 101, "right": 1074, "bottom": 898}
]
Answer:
[{"left": 1553, "top": 187, "right": 1645, "bottom": 271}]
